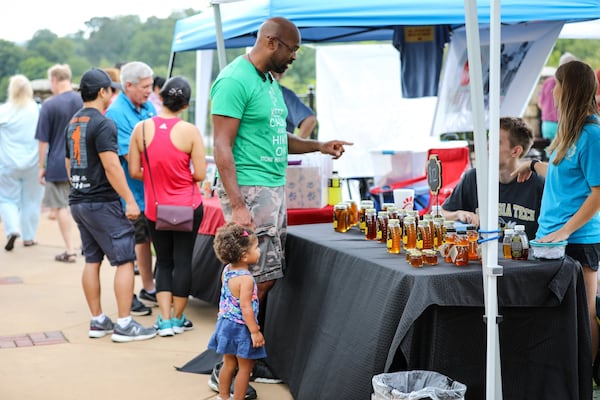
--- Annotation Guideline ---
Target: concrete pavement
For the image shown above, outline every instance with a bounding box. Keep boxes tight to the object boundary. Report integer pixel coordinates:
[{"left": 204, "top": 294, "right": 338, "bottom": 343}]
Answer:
[{"left": 0, "top": 211, "right": 292, "bottom": 400}]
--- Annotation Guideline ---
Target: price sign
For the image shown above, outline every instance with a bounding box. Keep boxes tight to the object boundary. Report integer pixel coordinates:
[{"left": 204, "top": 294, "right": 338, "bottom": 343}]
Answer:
[{"left": 427, "top": 154, "right": 442, "bottom": 195}]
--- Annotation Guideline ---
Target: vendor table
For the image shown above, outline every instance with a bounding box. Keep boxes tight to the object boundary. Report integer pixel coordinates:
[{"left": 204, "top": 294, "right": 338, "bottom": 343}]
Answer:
[{"left": 261, "top": 223, "right": 591, "bottom": 400}]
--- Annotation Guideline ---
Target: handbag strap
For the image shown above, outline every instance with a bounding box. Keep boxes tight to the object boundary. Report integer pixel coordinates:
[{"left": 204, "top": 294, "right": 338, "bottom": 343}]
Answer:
[{"left": 142, "top": 120, "right": 195, "bottom": 207}]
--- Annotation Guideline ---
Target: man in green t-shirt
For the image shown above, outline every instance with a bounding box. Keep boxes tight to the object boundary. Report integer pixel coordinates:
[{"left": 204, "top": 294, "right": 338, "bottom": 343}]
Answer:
[{"left": 210, "top": 16, "right": 352, "bottom": 392}]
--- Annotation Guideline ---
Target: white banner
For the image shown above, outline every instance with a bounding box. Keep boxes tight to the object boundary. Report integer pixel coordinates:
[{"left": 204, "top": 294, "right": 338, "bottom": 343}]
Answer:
[{"left": 432, "top": 20, "right": 563, "bottom": 135}]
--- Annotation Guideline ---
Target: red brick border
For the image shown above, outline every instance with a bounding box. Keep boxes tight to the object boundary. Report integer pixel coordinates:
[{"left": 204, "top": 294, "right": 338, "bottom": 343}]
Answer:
[{"left": 0, "top": 331, "right": 68, "bottom": 348}]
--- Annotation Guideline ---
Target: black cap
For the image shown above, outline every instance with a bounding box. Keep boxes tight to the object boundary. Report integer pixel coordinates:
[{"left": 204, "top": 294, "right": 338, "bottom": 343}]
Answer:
[{"left": 80, "top": 68, "right": 121, "bottom": 93}]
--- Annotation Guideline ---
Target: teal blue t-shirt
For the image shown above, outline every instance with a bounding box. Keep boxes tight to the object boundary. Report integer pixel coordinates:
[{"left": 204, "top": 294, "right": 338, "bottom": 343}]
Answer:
[
  {"left": 210, "top": 56, "right": 288, "bottom": 187},
  {"left": 537, "top": 116, "right": 600, "bottom": 244}
]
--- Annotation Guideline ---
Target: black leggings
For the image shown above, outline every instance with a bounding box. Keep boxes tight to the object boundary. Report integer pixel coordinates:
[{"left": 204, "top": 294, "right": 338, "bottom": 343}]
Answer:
[{"left": 147, "top": 204, "right": 203, "bottom": 297}]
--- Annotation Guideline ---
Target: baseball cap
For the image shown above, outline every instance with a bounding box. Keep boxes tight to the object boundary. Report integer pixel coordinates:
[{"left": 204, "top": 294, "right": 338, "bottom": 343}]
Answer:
[{"left": 80, "top": 68, "right": 121, "bottom": 93}]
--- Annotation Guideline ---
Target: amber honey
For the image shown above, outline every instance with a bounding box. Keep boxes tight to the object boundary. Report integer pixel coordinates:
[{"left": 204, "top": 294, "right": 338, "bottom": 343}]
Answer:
[
  {"left": 443, "top": 227, "right": 456, "bottom": 263},
  {"left": 377, "top": 211, "right": 389, "bottom": 243},
  {"left": 387, "top": 219, "right": 402, "bottom": 254},
  {"left": 333, "top": 204, "right": 349, "bottom": 233},
  {"left": 466, "top": 225, "right": 479, "bottom": 261},
  {"left": 365, "top": 208, "right": 377, "bottom": 240},
  {"left": 417, "top": 220, "right": 433, "bottom": 250},
  {"left": 408, "top": 250, "right": 423, "bottom": 267},
  {"left": 423, "top": 249, "right": 438, "bottom": 265},
  {"left": 403, "top": 216, "right": 417, "bottom": 250},
  {"left": 454, "top": 230, "right": 469, "bottom": 266}
]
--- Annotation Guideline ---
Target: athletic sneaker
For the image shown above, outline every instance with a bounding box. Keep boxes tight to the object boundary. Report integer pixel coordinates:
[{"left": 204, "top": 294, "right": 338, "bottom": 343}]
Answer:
[
  {"left": 139, "top": 288, "right": 157, "bottom": 305},
  {"left": 156, "top": 315, "right": 174, "bottom": 337},
  {"left": 111, "top": 319, "right": 157, "bottom": 343},
  {"left": 88, "top": 316, "right": 114, "bottom": 338},
  {"left": 171, "top": 314, "right": 193, "bottom": 334},
  {"left": 251, "top": 359, "right": 283, "bottom": 384},
  {"left": 208, "top": 361, "right": 257, "bottom": 400},
  {"left": 131, "top": 294, "right": 152, "bottom": 316}
]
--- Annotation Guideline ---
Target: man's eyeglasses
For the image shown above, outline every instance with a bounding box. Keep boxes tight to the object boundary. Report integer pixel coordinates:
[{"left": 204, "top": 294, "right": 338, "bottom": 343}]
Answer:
[{"left": 272, "top": 37, "right": 299, "bottom": 53}]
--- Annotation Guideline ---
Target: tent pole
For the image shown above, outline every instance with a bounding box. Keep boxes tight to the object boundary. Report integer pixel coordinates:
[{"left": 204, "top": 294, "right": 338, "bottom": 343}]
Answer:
[
  {"left": 167, "top": 51, "right": 176, "bottom": 79},
  {"left": 464, "top": 1, "right": 503, "bottom": 399},
  {"left": 212, "top": 1, "right": 228, "bottom": 71},
  {"left": 488, "top": 1, "right": 503, "bottom": 398}
]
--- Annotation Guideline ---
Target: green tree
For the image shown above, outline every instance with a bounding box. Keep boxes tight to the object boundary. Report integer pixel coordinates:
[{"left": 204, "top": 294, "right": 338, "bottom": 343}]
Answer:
[
  {"left": 0, "top": 40, "right": 28, "bottom": 102},
  {"left": 18, "top": 57, "right": 52, "bottom": 80},
  {"left": 27, "top": 31, "right": 76, "bottom": 63}
]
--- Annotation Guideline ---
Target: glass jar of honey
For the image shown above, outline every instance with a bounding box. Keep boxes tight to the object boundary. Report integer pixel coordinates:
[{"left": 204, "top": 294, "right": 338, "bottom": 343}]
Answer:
[
  {"left": 377, "top": 211, "right": 389, "bottom": 243},
  {"left": 408, "top": 250, "right": 424, "bottom": 268},
  {"left": 343, "top": 201, "right": 358, "bottom": 228},
  {"left": 433, "top": 215, "right": 444, "bottom": 250},
  {"left": 423, "top": 249, "right": 439, "bottom": 265},
  {"left": 443, "top": 225, "right": 456, "bottom": 263},
  {"left": 387, "top": 219, "right": 402, "bottom": 254},
  {"left": 365, "top": 208, "right": 377, "bottom": 240},
  {"left": 403, "top": 215, "right": 417, "bottom": 251},
  {"left": 466, "top": 224, "right": 479, "bottom": 261},
  {"left": 333, "top": 203, "right": 349, "bottom": 233},
  {"left": 417, "top": 220, "right": 433, "bottom": 250},
  {"left": 359, "top": 200, "right": 374, "bottom": 232},
  {"left": 454, "top": 229, "right": 469, "bottom": 266},
  {"left": 382, "top": 203, "right": 395, "bottom": 212}
]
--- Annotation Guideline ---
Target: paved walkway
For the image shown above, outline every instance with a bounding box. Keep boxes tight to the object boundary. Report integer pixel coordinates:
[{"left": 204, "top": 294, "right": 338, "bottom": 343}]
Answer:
[{"left": 0, "top": 212, "right": 292, "bottom": 400}]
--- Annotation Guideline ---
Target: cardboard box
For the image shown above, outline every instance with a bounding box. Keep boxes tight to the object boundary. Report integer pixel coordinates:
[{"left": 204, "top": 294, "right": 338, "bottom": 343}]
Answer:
[{"left": 285, "top": 166, "right": 325, "bottom": 209}]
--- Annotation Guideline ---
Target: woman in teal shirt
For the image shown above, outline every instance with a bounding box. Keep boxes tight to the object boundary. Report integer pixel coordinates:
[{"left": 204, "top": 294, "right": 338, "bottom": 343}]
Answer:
[{"left": 515, "top": 60, "right": 600, "bottom": 368}]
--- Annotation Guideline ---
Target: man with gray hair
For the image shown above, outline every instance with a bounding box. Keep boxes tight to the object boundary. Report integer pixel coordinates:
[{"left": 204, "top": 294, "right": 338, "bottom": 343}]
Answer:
[{"left": 106, "top": 61, "right": 157, "bottom": 316}]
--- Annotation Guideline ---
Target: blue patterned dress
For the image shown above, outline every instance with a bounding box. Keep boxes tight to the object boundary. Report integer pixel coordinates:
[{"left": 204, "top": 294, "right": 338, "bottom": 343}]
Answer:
[{"left": 208, "top": 265, "right": 267, "bottom": 359}]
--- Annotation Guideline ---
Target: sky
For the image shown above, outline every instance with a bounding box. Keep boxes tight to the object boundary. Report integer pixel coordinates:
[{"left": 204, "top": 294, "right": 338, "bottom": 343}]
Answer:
[{"left": 0, "top": 1, "right": 209, "bottom": 44}]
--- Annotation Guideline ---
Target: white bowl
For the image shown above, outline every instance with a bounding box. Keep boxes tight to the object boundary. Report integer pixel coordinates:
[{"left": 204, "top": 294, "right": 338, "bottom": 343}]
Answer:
[{"left": 529, "top": 240, "right": 567, "bottom": 260}]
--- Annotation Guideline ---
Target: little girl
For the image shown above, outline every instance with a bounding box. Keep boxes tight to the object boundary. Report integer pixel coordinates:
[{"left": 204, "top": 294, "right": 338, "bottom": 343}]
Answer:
[{"left": 209, "top": 222, "right": 267, "bottom": 400}]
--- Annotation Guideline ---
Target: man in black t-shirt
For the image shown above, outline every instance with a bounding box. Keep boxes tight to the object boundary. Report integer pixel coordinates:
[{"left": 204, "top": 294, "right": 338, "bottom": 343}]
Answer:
[
  {"left": 65, "top": 68, "right": 156, "bottom": 343},
  {"left": 441, "top": 117, "right": 544, "bottom": 239}
]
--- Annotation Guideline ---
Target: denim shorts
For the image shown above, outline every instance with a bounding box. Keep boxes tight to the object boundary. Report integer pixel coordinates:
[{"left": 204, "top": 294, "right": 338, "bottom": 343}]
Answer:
[{"left": 70, "top": 200, "right": 136, "bottom": 266}]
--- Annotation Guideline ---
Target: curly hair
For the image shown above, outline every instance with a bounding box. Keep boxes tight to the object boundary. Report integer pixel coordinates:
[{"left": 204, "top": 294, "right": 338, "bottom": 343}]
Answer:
[{"left": 213, "top": 222, "right": 257, "bottom": 264}]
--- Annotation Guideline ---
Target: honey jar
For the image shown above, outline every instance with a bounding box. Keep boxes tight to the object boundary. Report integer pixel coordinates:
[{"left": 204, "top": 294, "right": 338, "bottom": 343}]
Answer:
[{"left": 387, "top": 219, "right": 402, "bottom": 254}]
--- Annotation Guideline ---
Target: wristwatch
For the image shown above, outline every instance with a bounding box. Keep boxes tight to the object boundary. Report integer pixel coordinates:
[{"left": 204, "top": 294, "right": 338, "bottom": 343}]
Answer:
[{"left": 530, "top": 159, "right": 539, "bottom": 172}]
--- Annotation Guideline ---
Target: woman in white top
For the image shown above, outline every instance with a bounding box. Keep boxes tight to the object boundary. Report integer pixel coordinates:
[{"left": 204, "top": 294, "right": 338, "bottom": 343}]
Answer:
[{"left": 0, "top": 75, "right": 44, "bottom": 250}]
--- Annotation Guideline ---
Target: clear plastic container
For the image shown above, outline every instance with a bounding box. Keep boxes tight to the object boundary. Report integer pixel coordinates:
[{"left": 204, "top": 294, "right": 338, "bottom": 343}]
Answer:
[{"left": 530, "top": 240, "right": 567, "bottom": 260}]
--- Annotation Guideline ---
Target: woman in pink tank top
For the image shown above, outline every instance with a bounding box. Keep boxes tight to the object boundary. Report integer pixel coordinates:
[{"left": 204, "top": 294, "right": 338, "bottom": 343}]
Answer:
[{"left": 128, "top": 76, "right": 207, "bottom": 336}]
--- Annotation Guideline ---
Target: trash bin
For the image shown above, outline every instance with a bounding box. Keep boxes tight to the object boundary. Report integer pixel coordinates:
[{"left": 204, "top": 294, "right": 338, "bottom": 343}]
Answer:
[{"left": 372, "top": 370, "right": 467, "bottom": 400}]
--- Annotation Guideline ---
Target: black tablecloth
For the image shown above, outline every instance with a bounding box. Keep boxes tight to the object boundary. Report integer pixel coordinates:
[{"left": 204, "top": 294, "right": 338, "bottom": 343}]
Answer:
[{"left": 261, "top": 223, "right": 592, "bottom": 400}]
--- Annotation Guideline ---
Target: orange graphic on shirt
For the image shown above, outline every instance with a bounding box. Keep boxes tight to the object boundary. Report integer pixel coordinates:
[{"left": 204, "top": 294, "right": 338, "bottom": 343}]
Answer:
[{"left": 72, "top": 125, "right": 81, "bottom": 166}]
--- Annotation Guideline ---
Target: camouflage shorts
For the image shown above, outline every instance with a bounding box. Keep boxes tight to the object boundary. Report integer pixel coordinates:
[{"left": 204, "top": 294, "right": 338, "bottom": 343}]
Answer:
[{"left": 217, "top": 183, "right": 287, "bottom": 283}]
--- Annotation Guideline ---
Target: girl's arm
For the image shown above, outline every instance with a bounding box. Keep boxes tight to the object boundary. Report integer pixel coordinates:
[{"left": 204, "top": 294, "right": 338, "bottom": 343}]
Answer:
[
  {"left": 239, "top": 277, "right": 265, "bottom": 348},
  {"left": 539, "top": 186, "right": 600, "bottom": 242}
]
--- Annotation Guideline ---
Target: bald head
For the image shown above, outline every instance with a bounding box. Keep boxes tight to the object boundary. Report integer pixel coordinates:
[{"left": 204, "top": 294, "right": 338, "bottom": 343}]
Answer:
[
  {"left": 249, "top": 17, "right": 301, "bottom": 74},
  {"left": 257, "top": 17, "right": 300, "bottom": 45}
]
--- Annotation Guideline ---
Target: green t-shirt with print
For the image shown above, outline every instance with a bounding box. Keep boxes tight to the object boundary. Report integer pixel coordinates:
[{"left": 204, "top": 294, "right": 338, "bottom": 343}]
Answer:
[{"left": 210, "top": 56, "right": 288, "bottom": 187}]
